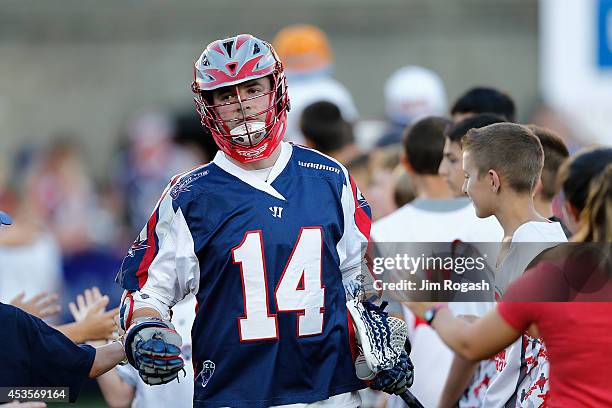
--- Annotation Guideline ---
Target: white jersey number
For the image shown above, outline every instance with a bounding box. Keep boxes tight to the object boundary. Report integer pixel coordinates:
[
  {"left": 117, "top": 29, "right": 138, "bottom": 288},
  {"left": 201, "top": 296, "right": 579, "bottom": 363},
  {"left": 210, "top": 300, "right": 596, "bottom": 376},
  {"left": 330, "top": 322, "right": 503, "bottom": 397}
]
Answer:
[{"left": 232, "top": 228, "right": 325, "bottom": 341}]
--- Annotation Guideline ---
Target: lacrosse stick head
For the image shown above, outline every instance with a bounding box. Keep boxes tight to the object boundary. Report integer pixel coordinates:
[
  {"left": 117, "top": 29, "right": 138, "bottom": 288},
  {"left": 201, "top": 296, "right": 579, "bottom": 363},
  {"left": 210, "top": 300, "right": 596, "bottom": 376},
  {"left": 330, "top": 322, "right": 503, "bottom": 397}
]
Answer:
[{"left": 347, "top": 298, "right": 408, "bottom": 378}]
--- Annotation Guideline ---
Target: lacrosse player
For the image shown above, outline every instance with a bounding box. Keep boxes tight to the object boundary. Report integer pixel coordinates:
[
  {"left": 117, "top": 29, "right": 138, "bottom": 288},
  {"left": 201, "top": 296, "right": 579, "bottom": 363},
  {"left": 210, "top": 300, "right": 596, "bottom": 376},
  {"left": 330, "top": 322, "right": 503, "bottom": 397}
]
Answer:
[{"left": 116, "top": 34, "right": 413, "bottom": 407}]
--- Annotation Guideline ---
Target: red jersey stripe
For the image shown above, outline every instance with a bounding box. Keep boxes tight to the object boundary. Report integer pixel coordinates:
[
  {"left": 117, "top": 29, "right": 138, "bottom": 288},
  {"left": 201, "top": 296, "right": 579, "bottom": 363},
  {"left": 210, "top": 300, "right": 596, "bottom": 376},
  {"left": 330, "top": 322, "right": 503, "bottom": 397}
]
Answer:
[{"left": 136, "top": 209, "right": 159, "bottom": 288}]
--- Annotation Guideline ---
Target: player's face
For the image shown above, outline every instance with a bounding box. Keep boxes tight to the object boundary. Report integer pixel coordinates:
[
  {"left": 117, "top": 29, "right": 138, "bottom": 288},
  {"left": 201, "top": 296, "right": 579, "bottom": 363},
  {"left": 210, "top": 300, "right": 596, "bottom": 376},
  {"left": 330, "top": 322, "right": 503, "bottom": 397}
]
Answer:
[
  {"left": 211, "top": 77, "right": 273, "bottom": 130},
  {"left": 439, "top": 139, "right": 465, "bottom": 197},
  {"left": 462, "top": 150, "right": 494, "bottom": 218}
]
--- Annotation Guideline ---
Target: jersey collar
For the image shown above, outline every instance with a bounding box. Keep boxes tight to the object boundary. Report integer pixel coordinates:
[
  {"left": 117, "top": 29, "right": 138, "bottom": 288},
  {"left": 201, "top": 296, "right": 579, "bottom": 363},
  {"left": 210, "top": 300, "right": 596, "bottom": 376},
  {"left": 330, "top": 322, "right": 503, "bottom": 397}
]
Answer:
[{"left": 213, "top": 142, "right": 292, "bottom": 201}]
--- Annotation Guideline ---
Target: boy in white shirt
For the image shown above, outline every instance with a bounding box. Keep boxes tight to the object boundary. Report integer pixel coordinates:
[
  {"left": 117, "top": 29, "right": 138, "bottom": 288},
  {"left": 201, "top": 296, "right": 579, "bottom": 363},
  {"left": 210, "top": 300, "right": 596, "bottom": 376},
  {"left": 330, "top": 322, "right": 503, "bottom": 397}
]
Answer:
[
  {"left": 372, "top": 116, "right": 503, "bottom": 408},
  {"left": 459, "top": 123, "right": 567, "bottom": 407}
]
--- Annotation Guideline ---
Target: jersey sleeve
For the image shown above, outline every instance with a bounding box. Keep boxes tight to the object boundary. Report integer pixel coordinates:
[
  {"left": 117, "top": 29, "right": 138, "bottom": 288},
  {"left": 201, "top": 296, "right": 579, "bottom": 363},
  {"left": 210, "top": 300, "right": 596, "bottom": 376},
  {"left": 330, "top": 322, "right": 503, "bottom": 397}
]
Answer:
[
  {"left": 115, "top": 177, "right": 201, "bottom": 316},
  {"left": 17, "top": 308, "right": 96, "bottom": 402},
  {"left": 336, "top": 169, "right": 372, "bottom": 296}
]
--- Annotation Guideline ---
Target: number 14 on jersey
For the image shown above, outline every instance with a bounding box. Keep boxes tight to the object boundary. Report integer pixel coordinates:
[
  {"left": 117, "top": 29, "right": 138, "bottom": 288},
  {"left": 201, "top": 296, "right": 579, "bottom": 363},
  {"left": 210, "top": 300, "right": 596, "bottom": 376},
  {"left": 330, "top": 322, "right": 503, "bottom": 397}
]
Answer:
[{"left": 232, "top": 228, "right": 325, "bottom": 341}]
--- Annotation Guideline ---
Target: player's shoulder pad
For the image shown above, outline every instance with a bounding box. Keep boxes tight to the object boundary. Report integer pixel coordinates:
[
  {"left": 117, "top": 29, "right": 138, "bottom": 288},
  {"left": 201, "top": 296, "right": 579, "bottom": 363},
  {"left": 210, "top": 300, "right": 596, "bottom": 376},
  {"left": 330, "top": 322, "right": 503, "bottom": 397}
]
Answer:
[
  {"left": 291, "top": 143, "right": 349, "bottom": 186},
  {"left": 166, "top": 162, "right": 215, "bottom": 204}
]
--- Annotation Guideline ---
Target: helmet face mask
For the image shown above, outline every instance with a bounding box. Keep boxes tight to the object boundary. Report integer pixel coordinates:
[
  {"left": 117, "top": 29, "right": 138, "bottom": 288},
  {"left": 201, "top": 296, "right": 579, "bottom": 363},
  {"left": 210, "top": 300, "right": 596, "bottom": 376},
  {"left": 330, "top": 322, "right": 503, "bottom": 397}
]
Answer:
[
  {"left": 203, "top": 77, "right": 278, "bottom": 147},
  {"left": 192, "top": 34, "right": 290, "bottom": 163}
]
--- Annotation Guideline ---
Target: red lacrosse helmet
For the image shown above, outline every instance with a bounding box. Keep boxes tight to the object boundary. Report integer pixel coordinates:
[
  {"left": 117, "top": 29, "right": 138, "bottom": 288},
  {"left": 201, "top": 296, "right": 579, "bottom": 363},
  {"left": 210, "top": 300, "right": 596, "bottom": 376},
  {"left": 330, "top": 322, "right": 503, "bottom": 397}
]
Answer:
[{"left": 192, "top": 34, "right": 290, "bottom": 163}]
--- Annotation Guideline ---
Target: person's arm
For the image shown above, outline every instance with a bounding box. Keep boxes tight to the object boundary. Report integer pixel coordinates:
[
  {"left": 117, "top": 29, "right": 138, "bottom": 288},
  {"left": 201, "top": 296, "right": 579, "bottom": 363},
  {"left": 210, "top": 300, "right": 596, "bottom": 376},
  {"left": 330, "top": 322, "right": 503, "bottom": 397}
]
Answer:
[
  {"left": 66, "top": 288, "right": 135, "bottom": 408},
  {"left": 433, "top": 307, "right": 520, "bottom": 360},
  {"left": 89, "top": 342, "right": 126, "bottom": 378},
  {"left": 13, "top": 305, "right": 97, "bottom": 403},
  {"left": 116, "top": 180, "right": 199, "bottom": 385},
  {"left": 131, "top": 307, "right": 162, "bottom": 320},
  {"left": 438, "top": 314, "right": 479, "bottom": 408},
  {"left": 438, "top": 355, "right": 478, "bottom": 408},
  {"left": 96, "top": 369, "right": 136, "bottom": 408},
  {"left": 405, "top": 303, "right": 521, "bottom": 361},
  {"left": 337, "top": 170, "right": 373, "bottom": 299},
  {"left": 116, "top": 177, "right": 198, "bottom": 327}
]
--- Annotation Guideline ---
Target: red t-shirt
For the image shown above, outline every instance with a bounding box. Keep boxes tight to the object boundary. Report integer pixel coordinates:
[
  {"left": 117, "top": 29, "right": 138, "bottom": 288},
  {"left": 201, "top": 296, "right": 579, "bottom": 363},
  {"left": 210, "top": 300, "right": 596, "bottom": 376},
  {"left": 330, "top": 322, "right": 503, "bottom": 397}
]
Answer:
[{"left": 498, "top": 256, "right": 612, "bottom": 407}]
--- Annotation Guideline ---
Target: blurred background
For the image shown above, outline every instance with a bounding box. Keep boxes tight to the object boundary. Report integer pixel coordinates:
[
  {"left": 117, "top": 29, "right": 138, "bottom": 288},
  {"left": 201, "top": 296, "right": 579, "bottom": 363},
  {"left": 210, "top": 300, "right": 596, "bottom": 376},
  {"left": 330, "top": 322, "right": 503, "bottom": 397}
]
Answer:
[
  {"left": 1, "top": 0, "right": 611, "bottom": 406},
  {"left": 0, "top": 0, "right": 543, "bottom": 174}
]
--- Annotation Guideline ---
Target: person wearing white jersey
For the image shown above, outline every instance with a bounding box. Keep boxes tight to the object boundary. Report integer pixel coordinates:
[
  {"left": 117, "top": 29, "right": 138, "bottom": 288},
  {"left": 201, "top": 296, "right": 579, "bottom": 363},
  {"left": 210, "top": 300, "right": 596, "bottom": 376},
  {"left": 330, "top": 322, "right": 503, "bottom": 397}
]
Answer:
[{"left": 372, "top": 117, "right": 503, "bottom": 408}]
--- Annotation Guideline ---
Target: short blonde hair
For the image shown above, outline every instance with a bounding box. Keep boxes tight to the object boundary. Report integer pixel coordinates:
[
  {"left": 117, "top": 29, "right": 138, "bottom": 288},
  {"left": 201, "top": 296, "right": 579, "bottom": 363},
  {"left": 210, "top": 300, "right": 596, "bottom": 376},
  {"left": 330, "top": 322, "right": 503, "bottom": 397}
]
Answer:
[{"left": 462, "top": 123, "right": 543, "bottom": 194}]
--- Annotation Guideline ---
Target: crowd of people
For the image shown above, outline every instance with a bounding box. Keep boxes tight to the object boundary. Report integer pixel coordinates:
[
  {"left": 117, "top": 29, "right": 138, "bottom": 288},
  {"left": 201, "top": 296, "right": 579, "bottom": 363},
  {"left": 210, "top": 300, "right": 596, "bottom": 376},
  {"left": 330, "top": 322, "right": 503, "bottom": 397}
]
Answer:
[{"left": 0, "top": 24, "right": 610, "bottom": 408}]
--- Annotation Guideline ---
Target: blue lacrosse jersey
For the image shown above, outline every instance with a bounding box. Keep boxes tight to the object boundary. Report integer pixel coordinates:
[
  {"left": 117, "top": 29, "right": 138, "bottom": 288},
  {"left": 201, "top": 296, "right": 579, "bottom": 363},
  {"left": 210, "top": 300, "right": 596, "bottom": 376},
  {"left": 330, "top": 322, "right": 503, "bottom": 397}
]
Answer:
[{"left": 117, "top": 142, "right": 372, "bottom": 408}]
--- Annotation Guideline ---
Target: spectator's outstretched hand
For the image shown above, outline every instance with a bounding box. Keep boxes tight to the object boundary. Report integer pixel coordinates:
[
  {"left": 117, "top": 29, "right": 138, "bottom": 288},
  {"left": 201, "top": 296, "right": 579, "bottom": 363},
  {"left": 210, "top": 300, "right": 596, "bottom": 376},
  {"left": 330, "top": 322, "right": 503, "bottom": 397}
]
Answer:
[
  {"left": 10, "top": 291, "right": 61, "bottom": 319},
  {"left": 69, "top": 287, "right": 104, "bottom": 321},
  {"left": 68, "top": 287, "right": 119, "bottom": 344}
]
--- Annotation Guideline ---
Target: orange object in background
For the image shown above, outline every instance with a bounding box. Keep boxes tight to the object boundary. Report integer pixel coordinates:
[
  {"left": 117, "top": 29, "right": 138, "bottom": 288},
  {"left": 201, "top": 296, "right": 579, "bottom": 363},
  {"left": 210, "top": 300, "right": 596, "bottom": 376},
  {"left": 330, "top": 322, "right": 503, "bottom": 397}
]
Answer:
[{"left": 273, "top": 24, "right": 333, "bottom": 72}]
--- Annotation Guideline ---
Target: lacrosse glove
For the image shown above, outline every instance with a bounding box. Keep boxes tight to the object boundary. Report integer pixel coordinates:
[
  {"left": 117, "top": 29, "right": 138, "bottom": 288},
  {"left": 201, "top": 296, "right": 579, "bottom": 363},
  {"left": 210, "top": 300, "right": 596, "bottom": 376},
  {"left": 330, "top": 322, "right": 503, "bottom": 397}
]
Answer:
[{"left": 123, "top": 317, "right": 185, "bottom": 385}]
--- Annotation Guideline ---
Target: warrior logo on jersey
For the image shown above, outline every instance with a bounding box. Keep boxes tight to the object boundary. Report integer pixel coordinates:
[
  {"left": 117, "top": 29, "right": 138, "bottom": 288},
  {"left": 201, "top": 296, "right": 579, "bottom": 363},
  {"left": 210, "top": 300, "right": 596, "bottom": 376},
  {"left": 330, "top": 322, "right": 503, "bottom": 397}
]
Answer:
[
  {"left": 127, "top": 240, "right": 149, "bottom": 257},
  {"left": 269, "top": 206, "right": 283, "bottom": 218},
  {"left": 196, "top": 360, "right": 216, "bottom": 388},
  {"left": 298, "top": 161, "right": 341, "bottom": 174},
  {"left": 170, "top": 170, "right": 209, "bottom": 200}
]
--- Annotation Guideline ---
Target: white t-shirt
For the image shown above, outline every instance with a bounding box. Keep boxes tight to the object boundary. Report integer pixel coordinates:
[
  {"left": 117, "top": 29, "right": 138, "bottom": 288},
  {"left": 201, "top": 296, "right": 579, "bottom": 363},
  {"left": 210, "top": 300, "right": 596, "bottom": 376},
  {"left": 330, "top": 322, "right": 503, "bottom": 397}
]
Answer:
[
  {"left": 0, "top": 233, "right": 63, "bottom": 307},
  {"left": 494, "top": 220, "right": 568, "bottom": 295},
  {"left": 482, "top": 220, "right": 567, "bottom": 408},
  {"left": 372, "top": 198, "right": 502, "bottom": 244},
  {"left": 372, "top": 198, "right": 503, "bottom": 408},
  {"left": 116, "top": 295, "right": 197, "bottom": 408}
]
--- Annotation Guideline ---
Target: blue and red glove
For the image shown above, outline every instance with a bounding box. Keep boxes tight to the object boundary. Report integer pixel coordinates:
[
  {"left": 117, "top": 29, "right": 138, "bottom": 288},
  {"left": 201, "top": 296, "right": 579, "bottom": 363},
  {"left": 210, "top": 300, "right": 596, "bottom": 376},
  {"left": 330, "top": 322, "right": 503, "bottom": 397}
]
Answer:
[{"left": 123, "top": 317, "right": 185, "bottom": 385}]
